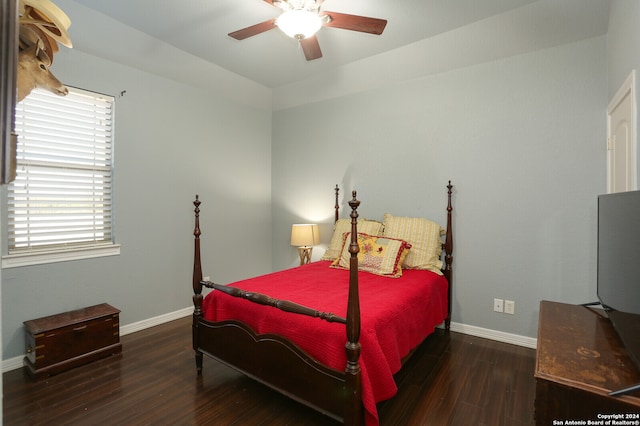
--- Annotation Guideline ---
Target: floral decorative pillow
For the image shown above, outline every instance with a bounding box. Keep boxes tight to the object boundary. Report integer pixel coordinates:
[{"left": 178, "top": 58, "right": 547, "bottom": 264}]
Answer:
[
  {"left": 382, "top": 213, "right": 445, "bottom": 275},
  {"left": 321, "top": 218, "right": 384, "bottom": 261},
  {"left": 331, "top": 232, "right": 411, "bottom": 278}
]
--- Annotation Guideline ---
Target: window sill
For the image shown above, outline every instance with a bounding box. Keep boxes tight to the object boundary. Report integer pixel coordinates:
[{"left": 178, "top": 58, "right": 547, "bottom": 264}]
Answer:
[{"left": 2, "top": 244, "right": 121, "bottom": 268}]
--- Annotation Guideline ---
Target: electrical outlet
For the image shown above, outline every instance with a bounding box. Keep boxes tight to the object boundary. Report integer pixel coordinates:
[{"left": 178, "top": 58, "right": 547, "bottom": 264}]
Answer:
[
  {"left": 203, "top": 276, "right": 210, "bottom": 282},
  {"left": 504, "top": 300, "right": 515, "bottom": 315},
  {"left": 493, "top": 298, "right": 504, "bottom": 313}
]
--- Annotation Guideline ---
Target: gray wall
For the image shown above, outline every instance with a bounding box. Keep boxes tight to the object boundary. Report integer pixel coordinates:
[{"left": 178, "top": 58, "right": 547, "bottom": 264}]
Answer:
[
  {"left": 1, "top": 47, "right": 272, "bottom": 359},
  {"left": 272, "top": 36, "right": 607, "bottom": 339}
]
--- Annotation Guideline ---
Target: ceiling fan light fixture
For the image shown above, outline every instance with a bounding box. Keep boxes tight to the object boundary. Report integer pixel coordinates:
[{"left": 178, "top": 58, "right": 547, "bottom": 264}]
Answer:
[{"left": 276, "top": 9, "right": 322, "bottom": 40}]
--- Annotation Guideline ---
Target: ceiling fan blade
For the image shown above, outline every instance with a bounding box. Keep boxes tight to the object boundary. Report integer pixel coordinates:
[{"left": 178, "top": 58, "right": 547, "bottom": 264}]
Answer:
[
  {"left": 322, "top": 11, "right": 387, "bottom": 35},
  {"left": 300, "top": 35, "right": 322, "bottom": 61},
  {"left": 228, "top": 19, "right": 277, "bottom": 40}
]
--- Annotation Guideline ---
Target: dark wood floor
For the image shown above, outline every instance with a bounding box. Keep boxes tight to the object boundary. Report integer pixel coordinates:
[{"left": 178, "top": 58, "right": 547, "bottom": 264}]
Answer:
[{"left": 4, "top": 316, "right": 536, "bottom": 425}]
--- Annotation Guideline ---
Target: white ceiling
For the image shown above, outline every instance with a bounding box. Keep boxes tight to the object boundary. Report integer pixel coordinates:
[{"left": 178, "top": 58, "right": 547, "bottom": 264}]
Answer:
[{"left": 72, "top": 0, "right": 610, "bottom": 89}]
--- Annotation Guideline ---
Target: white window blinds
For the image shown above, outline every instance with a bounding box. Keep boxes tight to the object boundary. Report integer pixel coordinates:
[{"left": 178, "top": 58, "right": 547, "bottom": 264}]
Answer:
[{"left": 8, "top": 87, "right": 115, "bottom": 253}]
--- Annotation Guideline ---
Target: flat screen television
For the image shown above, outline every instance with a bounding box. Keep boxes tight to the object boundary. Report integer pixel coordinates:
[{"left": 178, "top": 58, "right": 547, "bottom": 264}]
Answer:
[{"left": 597, "top": 190, "right": 640, "bottom": 396}]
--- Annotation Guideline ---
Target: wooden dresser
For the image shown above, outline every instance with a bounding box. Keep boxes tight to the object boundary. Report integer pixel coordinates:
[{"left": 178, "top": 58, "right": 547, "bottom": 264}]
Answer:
[
  {"left": 535, "top": 300, "right": 640, "bottom": 424},
  {"left": 24, "top": 303, "right": 122, "bottom": 379}
]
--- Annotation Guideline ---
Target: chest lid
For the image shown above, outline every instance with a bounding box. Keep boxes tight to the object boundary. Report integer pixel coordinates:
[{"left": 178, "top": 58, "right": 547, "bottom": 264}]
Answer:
[{"left": 24, "top": 303, "right": 120, "bottom": 334}]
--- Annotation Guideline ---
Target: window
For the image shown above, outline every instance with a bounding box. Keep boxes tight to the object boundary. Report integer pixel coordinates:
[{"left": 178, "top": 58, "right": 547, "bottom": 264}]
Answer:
[{"left": 3, "top": 87, "right": 119, "bottom": 268}]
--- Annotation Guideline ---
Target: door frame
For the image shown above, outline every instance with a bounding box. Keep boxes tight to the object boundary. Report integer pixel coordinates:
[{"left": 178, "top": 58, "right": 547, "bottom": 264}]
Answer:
[{"left": 607, "top": 70, "right": 637, "bottom": 193}]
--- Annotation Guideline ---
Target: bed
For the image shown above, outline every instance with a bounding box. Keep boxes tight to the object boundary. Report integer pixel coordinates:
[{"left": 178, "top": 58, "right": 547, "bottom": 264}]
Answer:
[{"left": 191, "top": 182, "right": 454, "bottom": 425}]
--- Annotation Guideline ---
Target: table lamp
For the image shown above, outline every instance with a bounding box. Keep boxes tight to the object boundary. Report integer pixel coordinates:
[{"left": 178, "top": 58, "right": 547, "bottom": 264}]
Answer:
[{"left": 290, "top": 223, "right": 319, "bottom": 265}]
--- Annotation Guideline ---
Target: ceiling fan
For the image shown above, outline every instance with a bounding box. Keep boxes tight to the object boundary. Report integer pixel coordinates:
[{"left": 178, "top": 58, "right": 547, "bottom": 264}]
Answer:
[{"left": 228, "top": 0, "right": 387, "bottom": 61}]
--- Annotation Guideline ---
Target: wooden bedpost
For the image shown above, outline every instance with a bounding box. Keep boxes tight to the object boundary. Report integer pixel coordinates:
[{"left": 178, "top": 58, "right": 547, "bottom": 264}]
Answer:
[
  {"left": 344, "top": 190, "right": 363, "bottom": 425},
  {"left": 192, "top": 195, "right": 204, "bottom": 373},
  {"left": 444, "top": 181, "right": 454, "bottom": 330},
  {"left": 334, "top": 184, "right": 339, "bottom": 223}
]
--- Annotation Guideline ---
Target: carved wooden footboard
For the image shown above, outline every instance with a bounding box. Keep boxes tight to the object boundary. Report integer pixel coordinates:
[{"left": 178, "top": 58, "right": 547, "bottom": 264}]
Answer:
[
  {"left": 191, "top": 183, "right": 454, "bottom": 425},
  {"left": 194, "top": 320, "right": 350, "bottom": 420}
]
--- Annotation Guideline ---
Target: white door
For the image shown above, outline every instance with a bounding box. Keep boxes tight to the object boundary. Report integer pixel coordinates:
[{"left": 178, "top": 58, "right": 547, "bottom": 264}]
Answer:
[{"left": 607, "top": 71, "right": 637, "bottom": 193}]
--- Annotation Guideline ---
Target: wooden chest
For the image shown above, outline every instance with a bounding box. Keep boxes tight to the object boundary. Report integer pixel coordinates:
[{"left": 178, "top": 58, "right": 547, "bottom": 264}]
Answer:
[{"left": 23, "top": 303, "right": 122, "bottom": 379}]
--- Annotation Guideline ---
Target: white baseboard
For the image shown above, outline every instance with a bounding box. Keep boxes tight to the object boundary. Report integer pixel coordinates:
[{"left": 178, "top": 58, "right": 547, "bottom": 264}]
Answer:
[
  {"left": 119, "top": 307, "right": 192, "bottom": 336},
  {"left": 2, "top": 312, "right": 536, "bottom": 373},
  {"left": 2, "top": 355, "right": 23, "bottom": 373},
  {"left": 447, "top": 321, "right": 538, "bottom": 349}
]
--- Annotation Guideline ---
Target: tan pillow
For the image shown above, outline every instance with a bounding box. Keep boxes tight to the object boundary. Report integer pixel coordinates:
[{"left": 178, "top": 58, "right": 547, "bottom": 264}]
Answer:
[
  {"left": 331, "top": 232, "right": 411, "bottom": 278},
  {"left": 321, "top": 218, "right": 383, "bottom": 261},
  {"left": 382, "top": 213, "right": 445, "bottom": 275}
]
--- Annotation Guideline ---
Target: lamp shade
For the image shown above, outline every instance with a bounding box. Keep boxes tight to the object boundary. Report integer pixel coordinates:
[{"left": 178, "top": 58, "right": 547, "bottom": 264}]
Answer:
[{"left": 290, "top": 224, "right": 319, "bottom": 247}]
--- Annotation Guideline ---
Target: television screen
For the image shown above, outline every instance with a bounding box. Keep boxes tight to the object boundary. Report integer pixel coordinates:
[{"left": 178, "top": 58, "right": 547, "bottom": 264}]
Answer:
[
  {"left": 597, "top": 190, "right": 640, "bottom": 395},
  {"left": 598, "top": 190, "right": 640, "bottom": 315}
]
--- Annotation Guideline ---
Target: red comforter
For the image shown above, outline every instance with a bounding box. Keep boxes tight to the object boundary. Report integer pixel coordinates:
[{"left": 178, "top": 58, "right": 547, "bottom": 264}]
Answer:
[{"left": 202, "top": 260, "right": 448, "bottom": 425}]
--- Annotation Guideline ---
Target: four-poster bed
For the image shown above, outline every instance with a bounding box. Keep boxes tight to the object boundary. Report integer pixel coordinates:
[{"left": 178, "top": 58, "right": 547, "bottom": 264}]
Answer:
[{"left": 191, "top": 182, "right": 454, "bottom": 425}]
